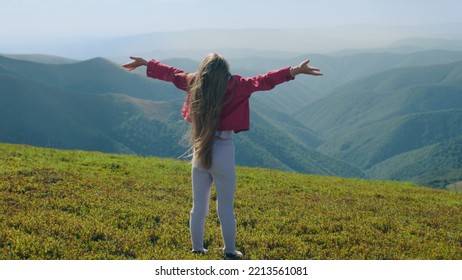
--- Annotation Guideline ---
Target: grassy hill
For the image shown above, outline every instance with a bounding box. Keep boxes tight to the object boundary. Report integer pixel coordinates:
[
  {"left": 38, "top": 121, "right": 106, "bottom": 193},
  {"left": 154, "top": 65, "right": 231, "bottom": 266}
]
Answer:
[{"left": 1, "top": 143, "right": 461, "bottom": 260}]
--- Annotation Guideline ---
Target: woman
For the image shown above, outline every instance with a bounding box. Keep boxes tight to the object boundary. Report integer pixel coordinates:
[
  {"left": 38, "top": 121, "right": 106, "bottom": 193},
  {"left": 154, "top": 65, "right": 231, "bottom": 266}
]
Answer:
[{"left": 123, "top": 53, "right": 322, "bottom": 259}]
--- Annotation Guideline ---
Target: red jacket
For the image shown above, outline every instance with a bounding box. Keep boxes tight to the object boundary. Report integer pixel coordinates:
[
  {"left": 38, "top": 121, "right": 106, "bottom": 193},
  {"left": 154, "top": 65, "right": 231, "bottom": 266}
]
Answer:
[{"left": 146, "top": 59, "right": 294, "bottom": 132}]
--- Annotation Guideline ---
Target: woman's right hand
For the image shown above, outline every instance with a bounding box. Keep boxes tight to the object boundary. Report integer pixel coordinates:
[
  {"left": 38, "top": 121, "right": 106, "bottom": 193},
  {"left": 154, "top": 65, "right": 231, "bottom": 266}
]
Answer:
[{"left": 122, "top": 56, "right": 148, "bottom": 71}]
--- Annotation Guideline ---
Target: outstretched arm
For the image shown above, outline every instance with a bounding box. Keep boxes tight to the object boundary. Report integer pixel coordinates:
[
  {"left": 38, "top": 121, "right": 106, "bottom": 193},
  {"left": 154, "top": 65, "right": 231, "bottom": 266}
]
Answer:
[
  {"left": 290, "top": 60, "right": 323, "bottom": 77},
  {"left": 123, "top": 56, "right": 191, "bottom": 91},
  {"left": 122, "top": 56, "right": 148, "bottom": 71},
  {"left": 237, "top": 59, "right": 322, "bottom": 95}
]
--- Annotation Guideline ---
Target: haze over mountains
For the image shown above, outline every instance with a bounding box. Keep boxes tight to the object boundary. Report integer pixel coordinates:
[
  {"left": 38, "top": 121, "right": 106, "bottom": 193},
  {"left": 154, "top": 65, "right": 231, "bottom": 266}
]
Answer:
[
  {"left": 4, "top": 24, "right": 462, "bottom": 60},
  {"left": 1, "top": 27, "right": 462, "bottom": 188}
]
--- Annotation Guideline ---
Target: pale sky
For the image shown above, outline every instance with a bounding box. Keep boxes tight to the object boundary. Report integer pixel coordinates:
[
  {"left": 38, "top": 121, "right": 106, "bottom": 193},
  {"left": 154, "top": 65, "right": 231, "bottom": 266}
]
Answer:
[{"left": 1, "top": 0, "right": 461, "bottom": 43}]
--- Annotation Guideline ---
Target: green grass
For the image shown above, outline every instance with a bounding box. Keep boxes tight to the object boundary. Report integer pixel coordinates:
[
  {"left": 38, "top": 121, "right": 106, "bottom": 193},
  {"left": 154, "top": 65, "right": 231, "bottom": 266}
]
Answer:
[{"left": 1, "top": 143, "right": 461, "bottom": 260}]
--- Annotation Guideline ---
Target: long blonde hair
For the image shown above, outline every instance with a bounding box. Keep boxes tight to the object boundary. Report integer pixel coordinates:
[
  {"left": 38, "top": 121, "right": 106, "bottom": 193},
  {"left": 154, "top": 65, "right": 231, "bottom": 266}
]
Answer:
[{"left": 189, "top": 53, "right": 230, "bottom": 169}]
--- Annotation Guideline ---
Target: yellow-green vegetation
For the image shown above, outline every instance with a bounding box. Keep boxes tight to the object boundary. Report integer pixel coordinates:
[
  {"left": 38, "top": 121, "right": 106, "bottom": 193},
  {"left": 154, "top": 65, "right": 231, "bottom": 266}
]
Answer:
[{"left": 1, "top": 143, "right": 461, "bottom": 260}]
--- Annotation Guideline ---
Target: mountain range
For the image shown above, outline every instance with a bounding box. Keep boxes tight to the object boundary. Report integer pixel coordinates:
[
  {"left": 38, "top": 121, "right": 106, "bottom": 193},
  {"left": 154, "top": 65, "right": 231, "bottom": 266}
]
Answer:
[
  {"left": 294, "top": 59, "right": 462, "bottom": 188},
  {"left": 0, "top": 54, "right": 362, "bottom": 178},
  {"left": 1, "top": 49, "right": 462, "bottom": 188}
]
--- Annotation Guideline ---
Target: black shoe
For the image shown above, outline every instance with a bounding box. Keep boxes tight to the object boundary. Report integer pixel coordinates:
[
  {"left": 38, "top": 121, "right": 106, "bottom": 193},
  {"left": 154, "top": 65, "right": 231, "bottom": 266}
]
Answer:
[
  {"left": 225, "top": 250, "right": 243, "bottom": 260},
  {"left": 192, "top": 249, "right": 208, "bottom": 255}
]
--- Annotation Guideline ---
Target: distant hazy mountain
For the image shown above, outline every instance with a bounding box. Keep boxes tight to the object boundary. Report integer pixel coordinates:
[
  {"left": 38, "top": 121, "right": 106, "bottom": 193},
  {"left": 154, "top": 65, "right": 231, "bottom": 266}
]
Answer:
[
  {"left": 388, "top": 37, "right": 462, "bottom": 53},
  {"left": 0, "top": 56, "right": 182, "bottom": 101},
  {"left": 7, "top": 25, "right": 461, "bottom": 60},
  {"left": 1, "top": 54, "right": 78, "bottom": 64}
]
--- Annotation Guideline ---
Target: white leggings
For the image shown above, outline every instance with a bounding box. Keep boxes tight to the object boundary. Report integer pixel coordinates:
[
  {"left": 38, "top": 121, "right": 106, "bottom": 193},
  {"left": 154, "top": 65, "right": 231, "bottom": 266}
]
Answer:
[{"left": 190, "top": 138, "right": 236, "bottom": 253}]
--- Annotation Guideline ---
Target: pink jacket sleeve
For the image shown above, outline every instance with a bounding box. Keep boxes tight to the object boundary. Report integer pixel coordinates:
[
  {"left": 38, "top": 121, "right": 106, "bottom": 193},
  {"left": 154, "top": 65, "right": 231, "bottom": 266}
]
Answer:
[
  {"left": 235, "top": 67, "right": 295, "bottom": 96},
  {"left": 146, "top": 59, "right": 190, "bottom": 91}
]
